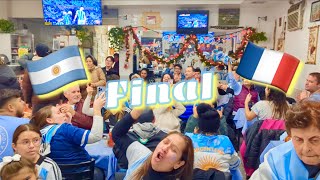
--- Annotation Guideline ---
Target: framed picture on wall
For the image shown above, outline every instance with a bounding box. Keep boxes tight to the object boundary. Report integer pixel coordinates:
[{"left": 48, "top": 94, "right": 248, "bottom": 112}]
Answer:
[
  {"left": 306, "top": 26, "right": 319, "bottom": 65},
  {"left": 141, "top": 12, "right": 162, "bottom": 29},
  {"left": 146, "top": 16, "right": 156, "bottom": 25},
  {"left": 218, "top": 9, "right": 240, "bottom": 26},
  {"left": 310, "top": 0, "right": 320, "bottom": 22}
]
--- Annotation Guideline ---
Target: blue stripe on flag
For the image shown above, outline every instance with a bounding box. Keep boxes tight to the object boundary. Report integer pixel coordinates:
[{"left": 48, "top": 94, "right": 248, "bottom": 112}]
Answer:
[
  {"left": 27, "top": 46, "right": 80, "bottom": 72},
  {"left": 32, "top": 69, "right": 87, "bottom": 95},
  {"left": 236, "top": 42, "right": 264, "bottom": 80}
]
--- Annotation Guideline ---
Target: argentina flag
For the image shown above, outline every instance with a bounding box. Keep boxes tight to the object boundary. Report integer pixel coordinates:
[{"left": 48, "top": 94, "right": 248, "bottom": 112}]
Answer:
[{"left": 27, "top": 46, "right": 87, "bottom": 95}]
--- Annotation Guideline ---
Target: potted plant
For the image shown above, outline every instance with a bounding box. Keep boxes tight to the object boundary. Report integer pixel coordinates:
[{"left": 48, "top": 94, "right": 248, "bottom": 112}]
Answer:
[{"left": 0, "top": 19, "right": 15, "bottom": 33}]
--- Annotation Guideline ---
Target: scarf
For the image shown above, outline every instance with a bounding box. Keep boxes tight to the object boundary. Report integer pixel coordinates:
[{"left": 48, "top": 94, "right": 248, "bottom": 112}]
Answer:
[{"left": 40, "top": 124, "right": 61, "bottom": 156}]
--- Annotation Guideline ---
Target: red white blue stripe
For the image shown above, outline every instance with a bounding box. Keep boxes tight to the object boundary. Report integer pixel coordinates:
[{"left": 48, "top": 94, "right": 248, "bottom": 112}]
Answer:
[{"left": 236, "top": 42, "right": 300, "bottom": 92}]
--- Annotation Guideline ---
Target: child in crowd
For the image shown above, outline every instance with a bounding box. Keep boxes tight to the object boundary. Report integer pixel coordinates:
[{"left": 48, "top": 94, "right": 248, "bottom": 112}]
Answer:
[
  {"left": 0, "top": 154, "right": 38, "bottom": 180},
  {"left": 12, "top": 124, "right": 62, "bottom": 180},
  {"left": 185, "top": 103, "right": 242, "bottom": 180}
]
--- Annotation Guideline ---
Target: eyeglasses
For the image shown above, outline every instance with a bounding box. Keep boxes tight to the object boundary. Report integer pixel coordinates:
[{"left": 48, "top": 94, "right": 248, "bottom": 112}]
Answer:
[{"left": 17, "top": 138, "right": 41, "bottom": 147}]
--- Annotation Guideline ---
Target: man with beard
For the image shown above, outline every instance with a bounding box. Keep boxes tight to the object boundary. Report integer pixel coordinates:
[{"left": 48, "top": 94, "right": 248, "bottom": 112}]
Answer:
[
  {"left": 0, "top": 89, "right": 29, "bottom": 159},
  {"left": 59, "top": 85, "right": 93, "bottom": 130}
]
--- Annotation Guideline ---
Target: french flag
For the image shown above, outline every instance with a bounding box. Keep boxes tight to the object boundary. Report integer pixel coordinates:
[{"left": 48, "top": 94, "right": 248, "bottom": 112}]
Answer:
[{"left": 236, "top": 42, "right": 300, "bottom": 92}]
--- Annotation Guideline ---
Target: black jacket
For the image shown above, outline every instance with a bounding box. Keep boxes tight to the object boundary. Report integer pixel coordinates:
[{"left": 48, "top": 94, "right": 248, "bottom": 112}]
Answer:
[{"left": 244, "top": 120, "right": 285, "bottom": 169}]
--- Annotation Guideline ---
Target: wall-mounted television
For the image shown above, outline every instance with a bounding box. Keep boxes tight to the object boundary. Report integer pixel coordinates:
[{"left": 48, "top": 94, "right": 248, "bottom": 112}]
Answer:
[
  {"left": 176, "top": 10, "right": 209, "bottom": 34},
  {"left": 42, "top": 0, "right": 102, "bottom": 26}
]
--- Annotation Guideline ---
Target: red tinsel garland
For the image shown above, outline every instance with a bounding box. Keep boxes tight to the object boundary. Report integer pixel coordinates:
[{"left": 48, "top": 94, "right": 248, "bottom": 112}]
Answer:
[
  {"left": 123, "top": 26, "right": 254, "bottom": 66},
  {"left": 232, "top": 27, "right": 255, "bottom": 59}
]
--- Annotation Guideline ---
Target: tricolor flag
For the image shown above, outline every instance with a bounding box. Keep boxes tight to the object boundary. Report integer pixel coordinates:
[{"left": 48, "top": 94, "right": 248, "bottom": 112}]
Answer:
[
  {"left": 236, "top": 42, "right": 300, "bottom": 92},
  {"left": 27, "top": 46, "right": 87, "bottom": 96}
]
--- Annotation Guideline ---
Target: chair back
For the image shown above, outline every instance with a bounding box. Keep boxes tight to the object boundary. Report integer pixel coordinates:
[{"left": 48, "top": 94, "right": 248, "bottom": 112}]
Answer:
[{"left": 58, "top": 159, "right": 95, "bottom": 180}]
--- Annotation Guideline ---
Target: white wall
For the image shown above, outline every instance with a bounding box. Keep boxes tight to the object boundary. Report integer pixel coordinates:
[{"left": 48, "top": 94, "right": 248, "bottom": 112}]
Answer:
[
  {"left": 8, "top": 0, "right": 43, "bottom": 18},
  {"left": 240, "top": 3, "right": 290, "bottom": 49},
  {"left": 0, "top": 0, "right": 9, "bottom": 19},
  {"left": 285, "top": 0, "right": 320, "bottom": 91}
]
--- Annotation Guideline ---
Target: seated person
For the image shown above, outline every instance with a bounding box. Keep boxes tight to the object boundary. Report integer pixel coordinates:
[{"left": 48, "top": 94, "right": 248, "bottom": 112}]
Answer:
[
  {"left": 82, "top": 85, "right": 131, "bottom": 132},
  {"left": 185, "top": 103, "right": 242, "bottom": 180},
  {"left": 0, "top": 89, "right": 29, "bottom": 160},
  {"left": 153, "top": 100, "right": 186, "bottom": 132},
  {"left": 227, "top": 61, "right": 258, "bottom": 113},
  {"left": 184, "top": 104, "right": 227, "bottom": 135},
  {"left": 29, "top": 94, "right": 105, "bottom": 175},
  {"left": 217, "top": 83, "right": 234, "bottom": 109},
  {"left": 0, "top": 155, "right": 38, "bottom": 180},
  {"left": 112, "top": 108, "right": 194, "bottom": 179},
  {"left": 12, "top": 124, "right": 62, "bottom": 179},
  {"left": 245, "top": 87, "right": 289, "bottom": 121},
  {"left": 251, "top": 100, "right": 320, "bottom": 179},
  {"left": 113, "top": 110, "right": 167, "bottom": 169},
  {"left": 61, "top": 84, "right": 93, "bottom": 130}
]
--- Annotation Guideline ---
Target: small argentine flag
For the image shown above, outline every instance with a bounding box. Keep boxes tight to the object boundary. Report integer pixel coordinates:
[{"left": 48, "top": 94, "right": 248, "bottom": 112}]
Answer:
[
  {"left": 236, "top": 42, "right": 300, "bottom": 92},
  {"left": 27, "top": 46, "right": 87, "bottom": 96}
]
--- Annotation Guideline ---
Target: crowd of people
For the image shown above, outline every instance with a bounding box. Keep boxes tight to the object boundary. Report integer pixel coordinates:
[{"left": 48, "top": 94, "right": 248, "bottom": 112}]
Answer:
[{"left": 0, "top": 43, "right": 319, "bottom": 180}]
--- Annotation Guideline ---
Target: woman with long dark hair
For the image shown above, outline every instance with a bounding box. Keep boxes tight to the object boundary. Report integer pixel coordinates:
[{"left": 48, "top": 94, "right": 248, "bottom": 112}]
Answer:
[
  {"left": 112, "top": 109, "right": 194, "bottom": 180},
  {"left": 245, "top": 87, "right": 289, "bottom": 120}
]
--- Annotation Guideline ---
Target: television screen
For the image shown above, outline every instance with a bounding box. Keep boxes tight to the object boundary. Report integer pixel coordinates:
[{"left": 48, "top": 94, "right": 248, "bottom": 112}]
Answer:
[
  {"left": 42, "top": 0, "right": 102, "bottom": 26},
  {"left": 176, "top": 10, "right": 209, "bottom": 34}
]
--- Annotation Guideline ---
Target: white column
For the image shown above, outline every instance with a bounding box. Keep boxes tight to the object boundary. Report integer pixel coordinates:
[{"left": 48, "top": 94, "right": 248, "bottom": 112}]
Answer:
[{"left": 94, "top": 26, "right": 108, "bottom": 67}]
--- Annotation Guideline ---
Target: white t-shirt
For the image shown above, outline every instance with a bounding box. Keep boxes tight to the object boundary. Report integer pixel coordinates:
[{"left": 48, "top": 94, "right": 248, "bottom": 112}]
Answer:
[{"left": 251, "top": 101, "right": 274, "bottom": 120}]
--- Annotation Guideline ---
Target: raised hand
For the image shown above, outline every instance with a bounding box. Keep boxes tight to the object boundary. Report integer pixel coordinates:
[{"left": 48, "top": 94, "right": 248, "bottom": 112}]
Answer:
[
  {"left": 245, "top": 93, "right": 252, "bottom": 104},
  {"left": 86, "top": 84, "right": 94, "bottom": 96},
  {"left": 193, "top": 104, "right": 198, "bottom": 118},
  {"left": 93, "top": 92, "right": 106, "bottom": 111}
]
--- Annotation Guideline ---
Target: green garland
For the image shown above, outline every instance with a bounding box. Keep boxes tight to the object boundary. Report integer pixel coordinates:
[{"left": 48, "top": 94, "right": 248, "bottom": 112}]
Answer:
[
  {"left": 0, "top": 19, "right": 14, "bottom": 33},
  {"left": 108, "top": 27, "right": 125, "bottom": 51},
  {"left": 76, "top": 27, "right": 92, "bottom": 43},
  {"left": 108, "top": 26, "right": 267, "bottom": 66}
]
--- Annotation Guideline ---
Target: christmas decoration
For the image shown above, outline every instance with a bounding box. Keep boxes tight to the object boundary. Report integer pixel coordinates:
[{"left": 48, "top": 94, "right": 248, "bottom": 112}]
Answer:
[
  {"left": 143, "top": 34, "right": 224, "bottom": 67},
  {"left": 231, "top": 27, "right": 267, "bottom": 59},
  {"left": 108, "top": 27, "right": 125, "bottom": 51},
  {"left": 123, "top": 26, "right": 142, "bottom": 63},
  {"left": 108, "top": 26, "right": 267, "bottom": 66}
]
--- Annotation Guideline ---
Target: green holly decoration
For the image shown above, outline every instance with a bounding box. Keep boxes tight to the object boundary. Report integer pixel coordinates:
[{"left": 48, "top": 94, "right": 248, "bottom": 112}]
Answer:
[
  {"left": 0, "top": 19, "right": 14, "bottom": 33},
  {"left": 108, "top": 27, "right": 125, "bottom": 51}
]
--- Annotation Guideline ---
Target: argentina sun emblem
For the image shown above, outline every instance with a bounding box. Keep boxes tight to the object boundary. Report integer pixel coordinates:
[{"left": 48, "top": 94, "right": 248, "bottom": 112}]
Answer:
[{"left": 52, "top": 65, "right": 61, "bottom": 76}]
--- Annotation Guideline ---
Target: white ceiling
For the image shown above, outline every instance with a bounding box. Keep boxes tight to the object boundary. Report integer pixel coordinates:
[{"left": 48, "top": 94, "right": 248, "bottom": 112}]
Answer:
[{"left": 104, "top": 0, "right": 290, "bottom": 8}]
